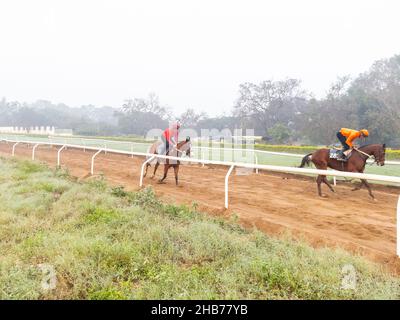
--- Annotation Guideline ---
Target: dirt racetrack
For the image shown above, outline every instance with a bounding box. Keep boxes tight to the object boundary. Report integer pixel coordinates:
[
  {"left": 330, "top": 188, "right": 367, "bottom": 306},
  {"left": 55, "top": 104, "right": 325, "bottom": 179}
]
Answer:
[{"left": 1, "top": 141, "right": 400, "bottom": 273}]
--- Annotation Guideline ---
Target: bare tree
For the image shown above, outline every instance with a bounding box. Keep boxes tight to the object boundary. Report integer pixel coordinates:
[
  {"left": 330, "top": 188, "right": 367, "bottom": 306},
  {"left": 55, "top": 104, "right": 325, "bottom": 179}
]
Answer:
[
  {"left": 121, "top": 93, "right": 171, "bottom": 120},
  {"left": 233, "top": 79, "right": 309, "bottom": 136},
  {"left": 178, "top": 108, "right": 208, "bottom": 128}
]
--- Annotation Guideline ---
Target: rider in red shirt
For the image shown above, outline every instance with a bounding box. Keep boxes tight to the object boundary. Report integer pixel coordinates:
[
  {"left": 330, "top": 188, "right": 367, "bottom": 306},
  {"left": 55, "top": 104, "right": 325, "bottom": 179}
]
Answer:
[{"left": 160, "top": 121, "right": 180, "bottom": 155}]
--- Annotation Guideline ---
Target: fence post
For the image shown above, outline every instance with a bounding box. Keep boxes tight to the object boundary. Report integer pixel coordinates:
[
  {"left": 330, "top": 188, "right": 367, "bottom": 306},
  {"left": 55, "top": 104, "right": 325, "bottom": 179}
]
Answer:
[
  {"left": 397, "top": 196, "right": 400, "bottom": 257},
  {"left": 91, "top": 149, "right": 103, "bottom": 175},
  {"left": 12, "top": 142, "right": 20, "bottom": 156},
  {"left": 139, "top": 155, "right": 156, "bottom": 187},
  {"left": 82, "top": 138, "right": 86, "bottom": 152},
  {"left": 255, "top": 152, "right": 259, "bottom": 174},
  {"left": 225, "top": 165, "right": 235, "bottom": 209},
  {"left": 57, "top": 145, "right": 66, "bottom": 167},
  {"left": 32, "top": 144, "right": 39, "bottom": 160}
]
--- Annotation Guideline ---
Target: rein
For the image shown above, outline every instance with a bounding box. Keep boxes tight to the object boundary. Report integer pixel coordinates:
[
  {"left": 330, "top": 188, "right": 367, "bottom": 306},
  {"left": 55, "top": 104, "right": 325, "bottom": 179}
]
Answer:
[
  {"left": 169, "top": 142, "right": 191, "bottom": 158},
  {"left": 354, "top": 148, "right": 377, "bottom": 165},
  {"left": 354, "top": 148, "right": 372, "bottom": 158}
]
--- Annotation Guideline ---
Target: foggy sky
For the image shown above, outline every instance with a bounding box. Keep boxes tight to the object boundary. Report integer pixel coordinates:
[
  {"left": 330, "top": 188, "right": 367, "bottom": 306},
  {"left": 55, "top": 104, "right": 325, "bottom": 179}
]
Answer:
[{"left": 0, "top": 0, "right": 399, "bottom": 116}]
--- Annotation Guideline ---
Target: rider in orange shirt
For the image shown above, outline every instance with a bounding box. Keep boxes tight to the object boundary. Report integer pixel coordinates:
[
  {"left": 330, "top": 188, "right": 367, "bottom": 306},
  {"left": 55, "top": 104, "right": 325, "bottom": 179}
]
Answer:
[{"left": 336, "top": 128, "right": 369, "bottom": 159}]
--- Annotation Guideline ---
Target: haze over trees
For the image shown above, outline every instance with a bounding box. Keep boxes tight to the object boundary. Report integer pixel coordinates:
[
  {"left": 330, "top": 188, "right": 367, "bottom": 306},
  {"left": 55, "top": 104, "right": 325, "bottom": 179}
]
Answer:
[{"left": 1, "top": 54, "right": 399, "bottom": 147}]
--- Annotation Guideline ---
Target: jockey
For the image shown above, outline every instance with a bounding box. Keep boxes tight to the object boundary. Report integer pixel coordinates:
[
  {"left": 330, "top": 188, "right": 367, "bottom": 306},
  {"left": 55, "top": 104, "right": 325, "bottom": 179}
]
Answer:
[
  {"left": 160, "top": 121, "right": 181, "bottom": 155},
  {"left": 336, "top": 128, "right": 369, "bottom": 159}
]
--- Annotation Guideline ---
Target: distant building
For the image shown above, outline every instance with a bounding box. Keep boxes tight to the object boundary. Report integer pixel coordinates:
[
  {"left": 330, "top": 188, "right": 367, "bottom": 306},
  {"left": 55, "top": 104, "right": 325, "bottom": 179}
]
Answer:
[{"left": 0, "top": 126, "right": 73, "bottom": 136}]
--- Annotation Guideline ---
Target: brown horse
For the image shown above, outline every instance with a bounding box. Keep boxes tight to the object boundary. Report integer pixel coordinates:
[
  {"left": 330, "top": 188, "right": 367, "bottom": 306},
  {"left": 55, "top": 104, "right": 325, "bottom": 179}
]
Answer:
[
  {"left": 143, "top": 138, "right": 191, "bottom": 185},
  {"left": 299, "top": 144, "right": 386, "bottom": 199}
]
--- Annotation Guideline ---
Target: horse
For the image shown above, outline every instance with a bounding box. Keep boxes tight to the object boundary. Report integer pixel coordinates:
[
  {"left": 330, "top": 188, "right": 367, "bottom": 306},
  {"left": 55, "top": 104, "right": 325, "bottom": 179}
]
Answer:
[
  {"left": 299, "top": 144, "right": 386, "bottom": 199},
  {"left": 143, "top": 138, "right": 191, "bottom": 185}
]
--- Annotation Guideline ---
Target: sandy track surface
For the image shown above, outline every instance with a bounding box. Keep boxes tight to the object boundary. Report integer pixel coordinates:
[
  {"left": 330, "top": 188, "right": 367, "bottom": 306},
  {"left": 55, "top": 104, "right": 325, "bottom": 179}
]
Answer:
[{"left": 1, "top": 142, "right": 399, "bottom": 272}]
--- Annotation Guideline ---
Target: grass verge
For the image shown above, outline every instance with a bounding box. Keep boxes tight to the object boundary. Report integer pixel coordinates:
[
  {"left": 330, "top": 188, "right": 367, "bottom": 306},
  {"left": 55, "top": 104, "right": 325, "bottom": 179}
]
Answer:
[{"left": 0, "top": 156, "right": 399, "bottom": 299}]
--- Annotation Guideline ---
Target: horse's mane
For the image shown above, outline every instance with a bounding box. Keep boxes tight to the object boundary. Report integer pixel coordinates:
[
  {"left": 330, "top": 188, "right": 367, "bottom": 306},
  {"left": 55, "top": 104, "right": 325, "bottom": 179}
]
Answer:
[
  {"left": 359, "top": 143, "right": 386, "bottom": 154},
  {"left": 167, "top": 139, "right": 191, "bottom": 157},
  {"left": 177, "top": 140, "right": 188, "bottom": 148},
  {"left": 359, "top": 143, "right": 385, "bottom": 149}
]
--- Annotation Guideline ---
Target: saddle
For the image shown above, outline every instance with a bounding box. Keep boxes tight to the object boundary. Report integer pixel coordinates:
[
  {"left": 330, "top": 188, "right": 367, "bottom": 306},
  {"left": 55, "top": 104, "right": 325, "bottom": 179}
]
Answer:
[{"left": 329, "top": 148, "right": 352, "bottom": 161}]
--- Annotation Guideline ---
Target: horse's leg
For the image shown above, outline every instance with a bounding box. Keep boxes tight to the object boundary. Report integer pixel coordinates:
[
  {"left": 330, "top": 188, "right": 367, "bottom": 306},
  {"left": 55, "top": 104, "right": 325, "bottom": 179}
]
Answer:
[
  {"left": 361, "top": 179, "right": 375, "bottom": 199},
  {"left": 316, "top": 175, "right": 324, "bottom": 197},
  {"left": 144, "top": 163, "right": 150, "bottom": 177},
  {"left": 159, "top": 164, "right": 169, "bottom": 183},
  {"left": 173, "top": 165, "right": 179, "bottom": 185},
  {"left": 151, "top": 161, "right": 160, "bottom": 179},
  {"left": 351, "top": 182, "right": 363, "bottom": 191},
  {"left": 314, "top": 160, "right": 331, "bottom": 197},
  {"left": 322, "top": 176, "right": 335, "bottom": 193}
]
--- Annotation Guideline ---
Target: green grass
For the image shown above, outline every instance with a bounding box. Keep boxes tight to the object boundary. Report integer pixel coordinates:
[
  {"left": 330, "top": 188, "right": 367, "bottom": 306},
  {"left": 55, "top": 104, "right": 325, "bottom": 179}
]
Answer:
[{"left": 0, "top": 156, "right": 399, "bottom": 299}]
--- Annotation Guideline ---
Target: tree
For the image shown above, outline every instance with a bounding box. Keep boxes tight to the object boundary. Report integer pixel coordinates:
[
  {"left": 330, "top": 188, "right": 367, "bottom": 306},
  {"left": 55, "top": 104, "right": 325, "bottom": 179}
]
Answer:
[
  {"left": 233, "top": 79, "right": 309, "bottom": 140},
  {"left": 121, "top": 93, "right": 170, "bottom": 121},
  {"left": 347, "top": 55, "right": 400, "bottom": 146},
  {"left": 116, "top": 93, "right": 170, "bottom": 135},
  {"left": 267, "top": 123, "right": 291, "bottom": 144},
  {"left": 178, "top": 108, "right": 207, "bottom": 128},
  {"left": 297, "top": 77, "right": 357, "bottom": 145}
]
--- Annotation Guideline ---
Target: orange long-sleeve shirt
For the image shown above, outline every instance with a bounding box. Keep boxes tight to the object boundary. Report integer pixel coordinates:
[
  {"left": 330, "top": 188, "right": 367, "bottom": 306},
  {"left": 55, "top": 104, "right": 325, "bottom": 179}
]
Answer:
[{"left": 339, "top": 128, "right": 362, "bottom": 147}]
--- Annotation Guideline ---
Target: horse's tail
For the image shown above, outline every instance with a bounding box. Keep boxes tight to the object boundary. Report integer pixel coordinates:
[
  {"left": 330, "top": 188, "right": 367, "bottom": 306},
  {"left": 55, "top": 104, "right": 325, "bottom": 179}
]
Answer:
[{"left": 299, "top": 153, "right": 313, "bottom": 168}]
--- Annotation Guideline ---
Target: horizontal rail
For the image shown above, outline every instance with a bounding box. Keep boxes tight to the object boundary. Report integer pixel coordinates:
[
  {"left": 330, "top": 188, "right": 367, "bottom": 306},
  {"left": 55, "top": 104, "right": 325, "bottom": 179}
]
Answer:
[
  {"left": 192, "top": 145, "right": 400, "bottom": 165},
  {"left": 1, "top": 138, "right": 400, "bottom": 184},
  {"left": 3, "top": 134, "right": 400, "bottom": 165}
]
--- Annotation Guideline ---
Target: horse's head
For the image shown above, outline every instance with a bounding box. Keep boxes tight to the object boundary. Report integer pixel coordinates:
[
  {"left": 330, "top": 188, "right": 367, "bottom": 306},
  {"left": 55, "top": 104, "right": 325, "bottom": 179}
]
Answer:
[
  {"left": 376, "top": 143, "right": 386, "bottom": 166},
  {"left": 177, "top": 137, "right": 191, "bottom": 157},
  {"left": 359, "top": 143, "right": 386, "bottom": 166},
  {"left": 368, "top": 144, "right": 386, "bottom": 166}
]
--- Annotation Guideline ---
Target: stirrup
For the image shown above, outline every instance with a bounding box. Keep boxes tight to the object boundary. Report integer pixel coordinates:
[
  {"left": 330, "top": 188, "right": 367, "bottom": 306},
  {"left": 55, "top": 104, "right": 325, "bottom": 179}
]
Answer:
[{"left": 338, "top": 151, "right": 347, "bottom": 161}]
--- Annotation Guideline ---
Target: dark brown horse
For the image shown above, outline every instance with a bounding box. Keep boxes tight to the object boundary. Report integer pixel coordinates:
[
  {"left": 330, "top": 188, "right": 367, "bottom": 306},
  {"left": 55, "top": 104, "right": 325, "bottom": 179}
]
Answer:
[
  {"left": 299, "top": 144, "right": 386, "bottom": 199},
  {"left": 143, "top": 138, "right": 191, "bottom": 185}
]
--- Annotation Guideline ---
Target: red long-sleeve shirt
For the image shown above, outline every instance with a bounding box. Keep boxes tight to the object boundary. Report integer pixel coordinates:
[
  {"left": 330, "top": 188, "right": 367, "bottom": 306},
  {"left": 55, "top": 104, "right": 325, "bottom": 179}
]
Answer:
[{"left": 162, "top": 127, "right": 178, "bottom": 143}]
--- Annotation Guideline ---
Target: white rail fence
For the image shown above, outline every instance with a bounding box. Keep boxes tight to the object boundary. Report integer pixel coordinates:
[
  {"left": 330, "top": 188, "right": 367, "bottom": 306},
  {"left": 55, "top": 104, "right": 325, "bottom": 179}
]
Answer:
[
  {"left": 4, "top": 134, "right": 400, "bottom": 166},
  {"left": 9, "top": 134, "right": 400, "bottom": 189},
  {"left": 49, "top": 136, "right": 400, "bottom": 165},
  {"left": 1, "top": 138, "right": 400, "bottom": 257}
]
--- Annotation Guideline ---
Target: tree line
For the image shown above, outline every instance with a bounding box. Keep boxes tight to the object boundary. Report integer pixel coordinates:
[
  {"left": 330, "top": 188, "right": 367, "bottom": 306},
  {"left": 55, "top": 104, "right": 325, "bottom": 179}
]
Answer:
[{"left": 1, "top": 54, "right": 399, "bottom": 147}]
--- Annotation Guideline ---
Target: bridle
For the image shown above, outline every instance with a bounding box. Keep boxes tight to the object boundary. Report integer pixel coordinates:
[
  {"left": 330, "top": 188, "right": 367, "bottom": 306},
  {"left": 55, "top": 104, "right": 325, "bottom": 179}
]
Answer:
[
  {"left": 354, "top": 148, "right": 372, "bottom": 159},
  {"left": 354, "top": 147, "right": 382, "bottom": 165},
  {"left": 169, "top": 141, "right": 191, "bottom": 158}
]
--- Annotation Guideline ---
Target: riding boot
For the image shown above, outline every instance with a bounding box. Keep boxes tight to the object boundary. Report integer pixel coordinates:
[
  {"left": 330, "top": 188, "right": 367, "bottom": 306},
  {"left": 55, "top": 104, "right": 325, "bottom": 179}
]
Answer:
[{"left": 338, "top": 150, "right": 346, "bottom": 160}]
